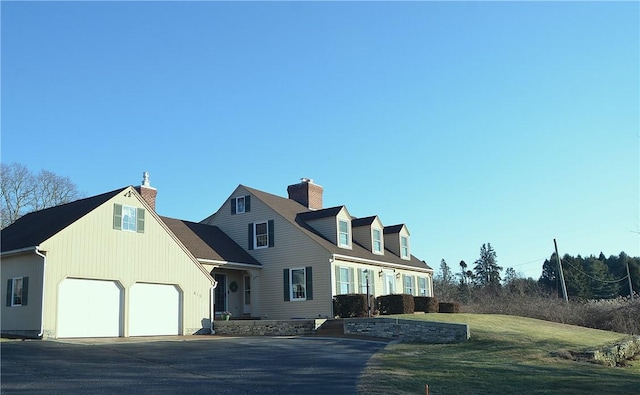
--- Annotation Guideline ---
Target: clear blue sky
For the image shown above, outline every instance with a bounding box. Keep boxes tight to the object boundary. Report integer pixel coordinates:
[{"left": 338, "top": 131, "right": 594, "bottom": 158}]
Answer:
[{"left": 2, "top": 1, "right": 638, "bottom": 279}]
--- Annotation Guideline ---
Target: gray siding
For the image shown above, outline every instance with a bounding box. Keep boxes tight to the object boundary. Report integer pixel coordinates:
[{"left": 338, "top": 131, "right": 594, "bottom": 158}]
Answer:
[{"left": 0, "top": 253, "right": 44, "bottom": 336}]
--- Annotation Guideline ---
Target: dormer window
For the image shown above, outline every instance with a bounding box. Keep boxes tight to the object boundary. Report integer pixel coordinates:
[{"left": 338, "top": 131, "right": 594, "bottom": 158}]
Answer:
[
  {"left": 338, "top": 220, "right": 350, "bottom": 247},
  {"left": 373, "top": 228, "right": 382, "bottom": 254},
  {"left": 401, "top": 236, "right": 409, "bottom": 259}
]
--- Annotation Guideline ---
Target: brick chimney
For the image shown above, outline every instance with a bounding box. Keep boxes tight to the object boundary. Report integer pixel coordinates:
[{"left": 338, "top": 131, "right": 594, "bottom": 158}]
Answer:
[
  {"left": 287, "top": 178, "right": 323, "bottom": 210},
  {"left": 136, "top": 171, "right": 157, "bottom": 211}
]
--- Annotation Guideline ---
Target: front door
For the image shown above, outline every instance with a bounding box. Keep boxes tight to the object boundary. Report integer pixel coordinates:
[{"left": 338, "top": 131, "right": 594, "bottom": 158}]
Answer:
[
  {"left": 214, "top": 274, "right": 227, "bottom": 313},
  {"left": 243, "top": 275, "right": 251, "bottom": 314}
]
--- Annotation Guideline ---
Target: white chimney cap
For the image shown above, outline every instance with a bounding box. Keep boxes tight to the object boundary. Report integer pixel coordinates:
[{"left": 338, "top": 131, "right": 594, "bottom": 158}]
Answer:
[{"left": 300, "top": 177, "right": 314, "bottom": 184}]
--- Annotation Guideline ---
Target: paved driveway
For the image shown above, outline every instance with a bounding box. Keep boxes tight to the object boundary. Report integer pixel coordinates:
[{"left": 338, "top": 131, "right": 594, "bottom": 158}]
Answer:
[{"left": 1, "top": 336, "right": 387, "bottom": 394}]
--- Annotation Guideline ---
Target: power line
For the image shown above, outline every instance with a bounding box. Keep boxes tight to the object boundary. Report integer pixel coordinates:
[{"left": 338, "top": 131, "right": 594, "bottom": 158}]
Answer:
[{"left": 561, "top": 259, "right": 629, "bottom": 284}]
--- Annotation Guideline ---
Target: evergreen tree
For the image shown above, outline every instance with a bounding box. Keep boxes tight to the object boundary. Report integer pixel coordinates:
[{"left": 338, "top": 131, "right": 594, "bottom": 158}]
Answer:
[{"left": 473, "top": 243, "right": 502, "bottom": 288}]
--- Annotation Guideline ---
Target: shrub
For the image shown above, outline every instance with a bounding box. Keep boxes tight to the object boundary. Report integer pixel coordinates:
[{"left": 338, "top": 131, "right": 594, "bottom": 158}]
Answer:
[
  {"left": 439, "top": 302, "right": 460, "bottom": 313},
  {"left": 414, "top": 296, "right": 439, "bottom": 313},
  {"left": 333, "top": 294, "right": 375, "bottom": 318},
  {"left": 377, "top": 294, "right": 415, "bottom": 315}
]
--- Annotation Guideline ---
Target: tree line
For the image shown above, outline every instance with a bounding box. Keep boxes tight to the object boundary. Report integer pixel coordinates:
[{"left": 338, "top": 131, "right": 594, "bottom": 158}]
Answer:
[
  {"left": 1, "top": 162, "right": 82, "bottom": 229},
  {"left": 539, "top": 252, "right": 639, "bottom": 299},
  {"left": 435, "top": 243, "right": 639, "bottom": 302}
]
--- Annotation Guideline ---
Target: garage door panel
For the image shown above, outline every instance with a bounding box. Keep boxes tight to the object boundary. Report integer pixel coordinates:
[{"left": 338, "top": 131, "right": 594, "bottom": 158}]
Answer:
[
  {"left": 129, "top": 283, "right": 180, "bottom": 336},
  {"left": 58, "top": 279, "right": 121, "bottom": 338}
]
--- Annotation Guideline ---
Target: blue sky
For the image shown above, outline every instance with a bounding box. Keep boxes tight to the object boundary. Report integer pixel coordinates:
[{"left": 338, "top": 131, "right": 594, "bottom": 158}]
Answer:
[{"left": 2, "top": 1, "right": 638, "bottom": 279}]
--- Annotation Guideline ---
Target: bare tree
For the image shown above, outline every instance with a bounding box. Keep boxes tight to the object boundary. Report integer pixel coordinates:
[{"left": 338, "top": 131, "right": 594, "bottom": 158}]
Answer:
[{"left": 1, "top": 163, "right": 82, "bottom": 228}]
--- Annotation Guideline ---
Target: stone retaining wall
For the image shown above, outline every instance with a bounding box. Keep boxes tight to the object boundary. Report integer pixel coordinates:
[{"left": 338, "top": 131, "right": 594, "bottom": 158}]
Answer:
[
  {"left": 343, "top": 318, "right": 469, "bottom": 343},
  {"left": 213, "top": 319, "right": 324, "bottom": 336},
  {"left": 570, "top": 336, "right": 640, "bottom": 367}
]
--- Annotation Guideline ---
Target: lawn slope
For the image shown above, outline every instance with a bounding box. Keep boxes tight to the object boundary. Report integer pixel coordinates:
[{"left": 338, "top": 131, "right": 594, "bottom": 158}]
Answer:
[{"left": 358, "top": 314, "right": 639, "bottom": 395}]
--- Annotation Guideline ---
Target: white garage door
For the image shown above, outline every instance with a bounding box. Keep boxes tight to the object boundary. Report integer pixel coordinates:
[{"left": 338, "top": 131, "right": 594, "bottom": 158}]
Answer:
[
  {"left": 129, "top": 283, "right": 180, "bottom": 336},
  {"left": 58, "top": 278, "right": 122, "bottom": 338}
]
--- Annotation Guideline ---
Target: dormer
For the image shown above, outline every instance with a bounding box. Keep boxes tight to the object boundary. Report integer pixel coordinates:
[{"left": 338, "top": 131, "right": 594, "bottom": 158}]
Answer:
[
  {"left": 383, "top": 224, "right": 410, "bottom": 260},
  {"left": 352, "top": 216, "right": 384, "bottom": 255},
  {"left": 298, "top": 206, "right": 352, "bottom": 250}
]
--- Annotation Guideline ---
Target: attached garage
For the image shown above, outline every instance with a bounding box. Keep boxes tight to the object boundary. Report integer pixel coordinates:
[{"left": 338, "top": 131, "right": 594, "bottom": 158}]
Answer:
[
  {"left": 57, "top": 278, "right": 122, "bottom": 338},
  {"left": 128, "top": 283, "right": 180, "bottom": 336}
]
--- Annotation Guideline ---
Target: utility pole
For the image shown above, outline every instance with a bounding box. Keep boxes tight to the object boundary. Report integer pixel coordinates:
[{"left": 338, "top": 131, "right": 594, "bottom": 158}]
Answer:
[
  {"left": 626, "top": 259, "right": 634, "bottom": 301},
  {"left": 554, "top": 239, "right": 569, "bottom": 303}
]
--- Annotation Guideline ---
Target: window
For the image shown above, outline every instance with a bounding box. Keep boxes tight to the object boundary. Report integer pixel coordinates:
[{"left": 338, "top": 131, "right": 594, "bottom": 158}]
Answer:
[
  {"left": 373, "top": 229, "right": 382, "bottom": 254},
  {"left": 249, "top": 220, "right": 274, "bottom": 250},
  {"left": 236, "top": 196, "right": 246, "bottom": 214},
  {"left": 113, "top": 204, "right": 145, "bottom": 233},
  {"left": 284, "top": 267, "right": 313, "bottom": 301},
  {"left": 404, "top": 275, "right": 414, "bottom": 295},
  {"left": 231, "top": 195, "right": 251, "bottom": 215},
  {"left": 122, "top": 206, "right": 137, "bottom": 231},
  {"left": 337, "top": 267, "right": 353, "bottom": 294},
  {"left": 6, "top": 277, "right": 28, "bottom": 307},
  {"left": 418, "top": 277, "right": 428, "bottom": 296},
  {"left": 255, "top": 221, "right": 268, "bottom": 248},
  {"left": 338, "top": 220, "right": 349, "bottom": 247},
  {"left": 401, "top": 236, "right": 409, "bottom": 258},
  {"left": 358, "top": 269, "right": 374, "bottom": 296}
]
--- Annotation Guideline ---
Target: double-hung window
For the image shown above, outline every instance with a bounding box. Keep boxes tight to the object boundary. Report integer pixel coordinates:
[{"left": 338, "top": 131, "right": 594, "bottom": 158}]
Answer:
[
  {"left": 418, "top": 277, "right": 428, "bottom": 296},
  {"left": 401, "top": 236, "right": 409, "bottom": 258},
  {"left": 113, "top": 204, "right": 145, "bottom": 233},
  {"left": 6, "top": 277, "right": 28, "bottom": 307},
  {"left": 404, "top": 275, "right": 414, "bottom": 295},
  {"left": 249, "top": 220, "right": 274, "bottom": 250},
  {"left": 373, "top": 228, "right": 382, "bottom": 254},
  {"left": 284, "top": 267, "right": 313, "bottom": 301},
  {"left": 358, "top": 268, "right": 374, "bottom": 296},
  {"left": 338, "top": 220, "right": 350, "bottom": 247},
  {"left": 337, "top": 267, "right": 353, "bottom": 294},
  {"left": 254, "top": 221, "right": 268, "bottom": 248}
]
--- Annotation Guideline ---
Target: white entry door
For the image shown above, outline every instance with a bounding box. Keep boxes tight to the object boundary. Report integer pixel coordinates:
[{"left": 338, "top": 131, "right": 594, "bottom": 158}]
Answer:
[
  {"left": 58, "top": 278, "right": 122, "bottom": 338},
  {"left": 129, "top": 283, "right": 180, "bottom": 336}
]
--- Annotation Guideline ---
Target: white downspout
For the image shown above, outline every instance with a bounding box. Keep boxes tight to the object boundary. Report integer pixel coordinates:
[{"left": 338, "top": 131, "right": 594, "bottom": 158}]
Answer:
[
  {"left": 34, "top": 248, "right": 46, "bottom": 338},
  {"left": 210, "top": 280, "right": 218, "bottom": 334}
]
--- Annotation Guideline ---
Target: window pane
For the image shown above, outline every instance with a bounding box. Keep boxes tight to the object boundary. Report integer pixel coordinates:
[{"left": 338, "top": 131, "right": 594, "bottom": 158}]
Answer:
[
  {"left": 255, "top": 222, "right": 268, "bottom": 247},
  {"left": 373, "top": 229, "right": 381, "bottom": 252},
  {"left": 291, "top": 269, "right": 306, "bottom": 300},
  {"left": 122, "top": 206, "right": 137, "bottom": 231},
  {"left": 12, "top": 278, "right": 23, "bottom": 305},
  {"left": 236, "top": 196, "right": 245, "bottom": 213}
]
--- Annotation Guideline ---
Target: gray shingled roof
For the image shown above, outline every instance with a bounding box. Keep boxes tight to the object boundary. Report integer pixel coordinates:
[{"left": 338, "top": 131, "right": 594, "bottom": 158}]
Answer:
[
  {"left": 1, "top": 188, "right": 124, "bottom": 253},
  {"left": 352, "top": 216, "right": 377, "bottom": 227},
  {"left": 242, "top": 185, "right": 432, "bottom": 271},
  {"left": 161, "top": 217, "right": 260, "bottom": 266}
]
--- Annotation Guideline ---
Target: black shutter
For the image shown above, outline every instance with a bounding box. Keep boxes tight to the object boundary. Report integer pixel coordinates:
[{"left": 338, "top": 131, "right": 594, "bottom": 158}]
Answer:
[
  {"left": 245, "top": 195, "right": 251, "bottom": 212},
  {"left": 6, "top": 279, "right": 11, "bottom": 306},
  {"left": 231, "top": 198, "right": 237, "bottom": 215},
  {"left": 113, "top": 204, "right": 122, "bottom": 230},
  {"left": 283, "top": 269, "right": 290, "bottom": 301},
  {"left": 306, "top": 266, "right": 313, "bottom": 300},
  {"left": 248, "top": 223, "right": 254, "bottom": 250},
  {"left": 268, "top": 220, "right": 275, "bottom": 247},
  {"left": 136, "top": 208, "right": 145, "bottom": 233},
  {"left": 22, "top": 277, "right": 28, "bottom": 306}
]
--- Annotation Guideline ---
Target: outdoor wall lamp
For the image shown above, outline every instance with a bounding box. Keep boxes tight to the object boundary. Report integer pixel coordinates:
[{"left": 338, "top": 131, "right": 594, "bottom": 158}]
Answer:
[{"left": 378, "top": 270, "right": 383, "bottom": 278}]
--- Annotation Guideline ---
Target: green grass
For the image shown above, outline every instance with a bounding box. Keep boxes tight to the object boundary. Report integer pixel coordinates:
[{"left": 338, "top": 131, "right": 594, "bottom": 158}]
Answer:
[{"left": 358, "top": 314, "right": 640, "bottom": 395}]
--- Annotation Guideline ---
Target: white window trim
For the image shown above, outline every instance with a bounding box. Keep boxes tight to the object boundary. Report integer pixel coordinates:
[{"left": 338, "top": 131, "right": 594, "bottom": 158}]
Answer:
[
  {"left": 122, "top": 205, "right": 137, "bottom": 232},
  {"left": 290, "top": 267, "right": 307, "bottom": 301},
  {"left": 253, "top": 221, "right": 269, "bottom": 250},
  {"left": 404, "top": 275, "right": 415, "bottom": 295},
  {"left": 400, "top": 236, "right": 409, "bottom": 259},
  {"left": 10, "top": 277, "right": 23, "bottom": 307},
  {"left": 337, "top": 267, "right": 352, "bottom": 294},
  {"left": 236, "top": 196, "right": 246, "bottom": 214},
  {"left": 338, "top": 220, "right": 350, "bottom": 247},
  {"left": 372, "top": 228, "right": 383, "bottom": 254},
  {"left": 418, "top": 277, "right": 428, "bottom": 296}
]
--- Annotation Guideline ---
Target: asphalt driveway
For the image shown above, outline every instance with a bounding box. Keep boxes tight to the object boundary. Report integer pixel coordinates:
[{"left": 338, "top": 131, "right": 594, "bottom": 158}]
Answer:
[{"left": 1, "top": 336, "right": 388, "bottom": 394}]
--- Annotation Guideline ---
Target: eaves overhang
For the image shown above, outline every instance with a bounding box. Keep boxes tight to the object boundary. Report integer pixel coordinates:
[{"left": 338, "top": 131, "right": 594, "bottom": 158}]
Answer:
[{"left": 331, "top": 253, "right": 433, "bottom": 273}]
